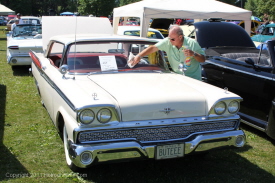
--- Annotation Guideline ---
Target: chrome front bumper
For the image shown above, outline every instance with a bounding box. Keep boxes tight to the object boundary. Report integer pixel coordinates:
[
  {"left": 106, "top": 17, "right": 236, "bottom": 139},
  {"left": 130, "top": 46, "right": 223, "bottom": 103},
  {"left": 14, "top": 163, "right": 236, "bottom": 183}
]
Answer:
[{"left": 68, "top": 130, "right": 245, "bottom": 168}]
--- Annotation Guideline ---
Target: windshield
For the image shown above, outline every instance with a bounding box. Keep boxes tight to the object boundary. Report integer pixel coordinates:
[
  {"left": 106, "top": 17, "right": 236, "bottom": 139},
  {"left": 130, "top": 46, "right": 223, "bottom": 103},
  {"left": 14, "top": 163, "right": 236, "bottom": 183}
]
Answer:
[
  {"left": 50, "top": 41, "right": 170, "bottom": 74},
  {"left": 261, "top": 26, "right": 274, "bottom": 35},
  {"left": 12, "top": 24, "right": 42, "bottom": 38}
]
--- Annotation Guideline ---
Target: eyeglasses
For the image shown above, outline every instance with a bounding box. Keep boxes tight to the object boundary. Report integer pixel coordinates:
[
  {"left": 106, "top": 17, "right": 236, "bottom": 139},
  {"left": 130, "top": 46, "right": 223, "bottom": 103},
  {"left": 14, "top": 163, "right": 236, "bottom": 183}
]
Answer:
[{"left": 168, "top": 37, "right": 176, "bottom": 41}]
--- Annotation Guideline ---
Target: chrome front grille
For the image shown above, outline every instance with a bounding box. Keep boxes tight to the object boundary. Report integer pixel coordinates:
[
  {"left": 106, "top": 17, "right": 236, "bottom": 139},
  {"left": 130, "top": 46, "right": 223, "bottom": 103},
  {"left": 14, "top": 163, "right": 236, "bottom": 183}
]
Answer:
[{"left": 78, "top": 121, "right": 237, "bottom": 143}]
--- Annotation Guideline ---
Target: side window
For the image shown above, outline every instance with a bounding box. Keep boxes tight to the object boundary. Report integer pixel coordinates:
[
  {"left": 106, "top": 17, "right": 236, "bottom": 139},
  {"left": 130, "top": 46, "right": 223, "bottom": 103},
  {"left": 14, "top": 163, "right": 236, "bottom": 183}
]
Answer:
[
  {"left": 31, "top": 20, "right": 39, "bottom": 24},
  {"left": 48, "top": 42, "right": 64, "bottom": 67}
]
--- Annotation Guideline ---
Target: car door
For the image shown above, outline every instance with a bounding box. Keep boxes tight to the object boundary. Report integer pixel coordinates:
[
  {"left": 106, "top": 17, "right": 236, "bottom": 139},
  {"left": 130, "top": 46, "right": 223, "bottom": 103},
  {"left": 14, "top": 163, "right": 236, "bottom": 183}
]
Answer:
[
  {"left": 202, "top": 57, "right": 227, "bottom": 88},
  {"left": 221, "top": 55, "right": 274, "bottom": 121}
]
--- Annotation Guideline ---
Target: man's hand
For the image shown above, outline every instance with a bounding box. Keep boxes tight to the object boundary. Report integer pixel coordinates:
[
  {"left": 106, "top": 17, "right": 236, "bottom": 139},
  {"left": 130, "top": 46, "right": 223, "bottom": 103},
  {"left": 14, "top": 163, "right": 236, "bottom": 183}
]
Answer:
[
  {"left": 132, "top": 55, "right": 142, "bottom": 66},
  {"left": 183, "top": 48, "right": 194, "bottom": 57}
]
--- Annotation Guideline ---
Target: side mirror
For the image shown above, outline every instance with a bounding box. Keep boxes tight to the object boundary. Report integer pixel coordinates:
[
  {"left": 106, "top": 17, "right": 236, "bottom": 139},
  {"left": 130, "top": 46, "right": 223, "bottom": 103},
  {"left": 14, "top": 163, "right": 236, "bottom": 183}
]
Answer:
[
  {"left": 245, "top": 58, "right": 259, "bottom": 70},
  {"left": 59, "top": 64, "right": 69, "bottom": 75},
  {"left": 245, "top": 58, "right": 255, "bottom": 66}
]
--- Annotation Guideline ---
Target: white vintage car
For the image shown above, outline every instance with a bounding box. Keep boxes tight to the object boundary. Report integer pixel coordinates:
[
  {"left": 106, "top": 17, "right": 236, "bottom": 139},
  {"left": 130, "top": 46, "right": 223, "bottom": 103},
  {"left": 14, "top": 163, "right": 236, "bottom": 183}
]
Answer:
[
  {"left": 7, "top": 23, "right": 43, "bottom": 67},
  {"left": 30, "top": 17, "right": 245, "bottom": 171}
]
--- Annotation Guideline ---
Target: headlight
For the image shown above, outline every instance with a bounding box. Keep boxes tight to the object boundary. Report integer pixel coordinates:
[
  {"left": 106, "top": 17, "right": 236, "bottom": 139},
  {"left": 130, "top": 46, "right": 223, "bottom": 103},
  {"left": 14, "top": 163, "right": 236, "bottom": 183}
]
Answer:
[
  {"left": 79, "top": 109, "right": 95, "bottom": 124},
  {"left": 97, "top": 108, "right": 112, "bottom": 123},
  {"left": 228, "top": 100, "right": 240, "bottom": 114},
  {"left": 214, "top": 101, "right": 226, "bottom": 115}
]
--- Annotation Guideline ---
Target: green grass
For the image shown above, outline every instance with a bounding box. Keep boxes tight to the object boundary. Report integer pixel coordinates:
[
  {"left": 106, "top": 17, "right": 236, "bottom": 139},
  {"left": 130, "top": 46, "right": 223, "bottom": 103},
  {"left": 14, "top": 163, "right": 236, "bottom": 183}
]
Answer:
[{"left": 0, "top": 25, "right": 275, "bottom": 183}]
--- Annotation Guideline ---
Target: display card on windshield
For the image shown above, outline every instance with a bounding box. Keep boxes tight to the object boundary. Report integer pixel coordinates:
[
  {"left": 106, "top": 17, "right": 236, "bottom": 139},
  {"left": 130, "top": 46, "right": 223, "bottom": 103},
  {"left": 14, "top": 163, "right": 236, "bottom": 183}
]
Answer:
[{"left": 99, "top": 56, "right": 118, "bottom": 71}]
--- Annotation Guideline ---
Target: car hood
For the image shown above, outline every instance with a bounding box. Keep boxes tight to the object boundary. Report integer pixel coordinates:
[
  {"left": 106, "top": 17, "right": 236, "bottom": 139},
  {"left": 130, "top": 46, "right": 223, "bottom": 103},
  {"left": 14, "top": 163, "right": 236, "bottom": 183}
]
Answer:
[
  {"left": 150, "top": 18, "right": 174, "bottom": 30},
  {"left": 87, "top": 73, "right": 207, "bottom": 121}
]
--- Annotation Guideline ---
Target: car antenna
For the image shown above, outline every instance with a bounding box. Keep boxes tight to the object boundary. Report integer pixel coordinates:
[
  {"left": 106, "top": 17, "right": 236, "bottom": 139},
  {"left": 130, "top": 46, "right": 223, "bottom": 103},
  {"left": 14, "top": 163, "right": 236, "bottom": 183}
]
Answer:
[{"left": 72, "top": 3, "right": 79, "bottom": 80}]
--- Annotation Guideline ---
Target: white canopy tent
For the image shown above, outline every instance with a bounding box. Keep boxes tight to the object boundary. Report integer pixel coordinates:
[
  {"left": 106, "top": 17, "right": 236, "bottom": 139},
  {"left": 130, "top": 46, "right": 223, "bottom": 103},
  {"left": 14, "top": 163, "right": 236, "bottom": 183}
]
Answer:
[
  {"left": 113, "top": 0, "right": 252, "bottom": 37},
  {"left": 0, "top": 4, "right": 15, "bottom": 15}
]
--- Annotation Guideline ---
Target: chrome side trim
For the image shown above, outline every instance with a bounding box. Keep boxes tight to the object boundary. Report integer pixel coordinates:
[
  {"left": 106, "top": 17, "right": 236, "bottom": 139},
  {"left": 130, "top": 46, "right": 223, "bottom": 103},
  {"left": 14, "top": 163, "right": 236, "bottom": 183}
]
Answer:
[
  {"left": 241, "top": 119, "right": 266, "bottom": 132},
  {"left": 33, "top": 63, "right": 76, "bottom": 111}
]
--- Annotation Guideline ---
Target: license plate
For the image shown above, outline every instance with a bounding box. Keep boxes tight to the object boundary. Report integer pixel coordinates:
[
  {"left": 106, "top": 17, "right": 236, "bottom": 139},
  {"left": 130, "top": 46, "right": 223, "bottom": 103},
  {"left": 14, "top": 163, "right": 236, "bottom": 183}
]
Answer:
[{"left": 156, "top": 143, "right": 184, "bottom": 160}]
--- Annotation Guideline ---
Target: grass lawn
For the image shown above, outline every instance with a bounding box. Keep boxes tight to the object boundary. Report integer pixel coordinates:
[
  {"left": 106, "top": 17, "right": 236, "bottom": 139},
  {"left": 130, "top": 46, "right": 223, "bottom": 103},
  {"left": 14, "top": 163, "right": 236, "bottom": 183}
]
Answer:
[{"left": 0, "top": 25, "right": 274, "bottom": 183}]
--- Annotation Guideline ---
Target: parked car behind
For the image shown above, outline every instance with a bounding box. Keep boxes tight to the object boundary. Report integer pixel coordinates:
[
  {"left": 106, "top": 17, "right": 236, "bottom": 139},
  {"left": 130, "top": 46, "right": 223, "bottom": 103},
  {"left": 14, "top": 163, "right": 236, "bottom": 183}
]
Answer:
[
  {"left": 117, "top": 26, "right": 164, "bottom": 39},
  {"left": 0, "top": 16, "right": 6, "bottom": 25},
  {"left": 180, "top": 24, "right": 195, "bottom": 39},
  {"left": 30, "top": 16, "right": 245, "bottom": 171},
  {"left": 251, "top": 23, "right": 275, "bottom": 43},
  {"left": 119, "top": 20, "right": 139, "bottom": 26},
  {"left": 6, "top": 19, "right": 15, "bottom": 31},
  {"left": 6, "top": 16, "right": 41, "bottom": 31},
  {"left": 196, "top": 19, "right": 275, "bottom": 139},
  {"left": 238, "top": 20, "right": 261, "bottom": 36},
  {"left": 7, "top": 24, "right": 43, "bottom": 67},
  {"left": 150, "top": 18, "right": 174, "bottom": 37}
]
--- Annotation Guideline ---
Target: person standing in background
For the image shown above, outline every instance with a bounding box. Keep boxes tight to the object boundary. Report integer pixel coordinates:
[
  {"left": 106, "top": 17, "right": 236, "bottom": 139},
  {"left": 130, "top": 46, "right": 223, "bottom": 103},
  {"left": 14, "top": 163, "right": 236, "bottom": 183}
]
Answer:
[
  {"left": 16, "top": 13, "right": 24, "bottom": 24},
  {"left": 11, "top": 19, "right": 19, "bottom": 31}
]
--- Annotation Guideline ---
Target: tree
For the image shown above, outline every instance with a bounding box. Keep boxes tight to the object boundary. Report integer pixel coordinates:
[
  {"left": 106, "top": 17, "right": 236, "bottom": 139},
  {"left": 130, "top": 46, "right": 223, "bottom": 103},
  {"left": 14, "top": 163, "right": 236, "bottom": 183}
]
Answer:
[
  {"left": 118, "top": 0, "right": 140, "bottom": 6},
  {"left": 245, "top": 0, "right": 275, "bottom": 19},
  {"left": 78, "top": 0, "right": 116, "bottom": 16},
  {"left": 256, "top": 0, "right": 275, "bottom": 20},
  {"left": 244, "top": 0, "right": 259, "bottom": 16}
]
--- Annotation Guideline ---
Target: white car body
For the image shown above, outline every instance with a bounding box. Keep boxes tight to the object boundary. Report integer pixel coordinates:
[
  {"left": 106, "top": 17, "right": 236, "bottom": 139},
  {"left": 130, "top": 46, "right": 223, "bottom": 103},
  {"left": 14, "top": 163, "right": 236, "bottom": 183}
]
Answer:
[
  {"left": 30, "top": 17, "right": 245, "bottom": 170},
  {"left": 7, "top": 23, "right": 42, "bottom": 66}
]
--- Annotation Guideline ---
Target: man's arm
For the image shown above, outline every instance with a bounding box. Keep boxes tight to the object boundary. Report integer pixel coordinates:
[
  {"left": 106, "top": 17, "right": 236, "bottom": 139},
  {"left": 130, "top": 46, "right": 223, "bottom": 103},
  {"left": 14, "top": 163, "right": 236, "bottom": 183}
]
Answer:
[{"left": 132, "top": 45, "right": 159, "bottom": 65}]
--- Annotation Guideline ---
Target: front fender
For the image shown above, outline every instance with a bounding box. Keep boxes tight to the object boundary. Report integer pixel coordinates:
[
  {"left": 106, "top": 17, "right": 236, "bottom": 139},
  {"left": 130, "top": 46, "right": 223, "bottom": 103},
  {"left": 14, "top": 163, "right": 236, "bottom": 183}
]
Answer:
[{"left": 56, "top": 106, "right": 78, "bottom": 143}]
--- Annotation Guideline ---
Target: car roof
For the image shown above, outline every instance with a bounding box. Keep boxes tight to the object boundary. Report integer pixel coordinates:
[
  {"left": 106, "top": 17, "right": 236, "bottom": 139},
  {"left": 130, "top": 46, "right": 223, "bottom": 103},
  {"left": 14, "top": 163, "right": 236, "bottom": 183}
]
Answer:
[
  {"left": 266, "top": 23, "right": 275, "bottom": 27},
  {"left": 194, "top": 21, "right": 255, "bottom": 48},
  {"left": 21, "top": 16, "right": 40, "bottom": 19},
  {"left": 49, "top": 34, "right": 159, "bottom": 45}
]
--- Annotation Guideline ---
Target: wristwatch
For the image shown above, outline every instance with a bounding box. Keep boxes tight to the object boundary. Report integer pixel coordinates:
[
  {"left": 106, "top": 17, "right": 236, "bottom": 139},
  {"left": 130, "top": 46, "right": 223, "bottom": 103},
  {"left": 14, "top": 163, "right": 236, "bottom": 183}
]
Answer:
[{"left": 193, "top": 52, "right": 198, "bottom": 57}]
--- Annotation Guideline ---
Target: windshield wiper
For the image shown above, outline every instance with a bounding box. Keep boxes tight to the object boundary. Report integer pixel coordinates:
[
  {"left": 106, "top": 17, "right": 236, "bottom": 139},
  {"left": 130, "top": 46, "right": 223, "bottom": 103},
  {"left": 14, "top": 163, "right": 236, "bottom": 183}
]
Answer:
[
  {"left": 88, "top": 69, "right": 164, "bottom": 75},
  {"left": 128, "top": 69, "right": 164, "bottom": 73},
  {"left": 88, "top": 69, "right": 123, "bottom": 75}
]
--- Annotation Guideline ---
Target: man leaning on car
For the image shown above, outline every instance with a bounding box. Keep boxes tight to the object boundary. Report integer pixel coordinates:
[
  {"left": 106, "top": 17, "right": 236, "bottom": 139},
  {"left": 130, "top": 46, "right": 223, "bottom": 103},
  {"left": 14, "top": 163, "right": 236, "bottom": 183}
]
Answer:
[{"left": 132, "top": 25, "right": 205, "bottom": 80}]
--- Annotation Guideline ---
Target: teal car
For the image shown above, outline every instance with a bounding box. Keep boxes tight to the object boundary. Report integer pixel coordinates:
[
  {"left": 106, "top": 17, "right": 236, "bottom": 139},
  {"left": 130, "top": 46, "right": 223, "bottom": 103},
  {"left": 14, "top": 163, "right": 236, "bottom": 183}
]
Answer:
[{"left": 251, "top": 23, "right": 275, "bottom": 42}]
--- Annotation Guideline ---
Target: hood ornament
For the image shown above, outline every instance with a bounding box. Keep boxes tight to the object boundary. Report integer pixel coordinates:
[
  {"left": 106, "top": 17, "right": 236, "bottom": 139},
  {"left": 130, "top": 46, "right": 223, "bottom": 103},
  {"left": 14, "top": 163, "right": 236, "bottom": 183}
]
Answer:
[
  {"left": 160, "top": 107, "right": 175, "bottom": 114},
  {"left": 224, "top": 87, "right": 229, "bottom": 94}
]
